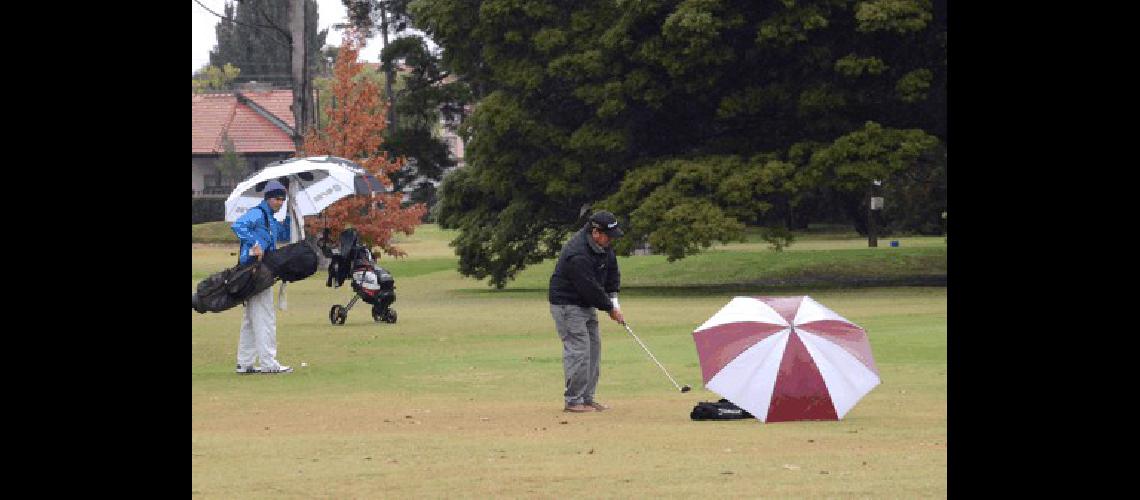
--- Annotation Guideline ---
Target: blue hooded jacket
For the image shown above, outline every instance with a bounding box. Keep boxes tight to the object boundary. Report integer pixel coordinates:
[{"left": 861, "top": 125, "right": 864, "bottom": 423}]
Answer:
[{"left": 231, "top": 199, "right": 292, "bottom": 265}]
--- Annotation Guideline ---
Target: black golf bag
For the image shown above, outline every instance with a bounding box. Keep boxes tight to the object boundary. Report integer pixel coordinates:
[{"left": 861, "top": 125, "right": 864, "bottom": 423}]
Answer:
[
  {"left": 262, "top": 237, "right": 322, "bottom": 282},
  {"left": 193, "top": 238, "right": 322, "bottom": 314},
  {"left": 321, "top": 228, "right": 397, "bottom": 325},
  {"left": 690, "top": 399, "right": 755, "bottom": 421},
  {"left": 192, "top": 259, "right": 277, "bottom": 313}
]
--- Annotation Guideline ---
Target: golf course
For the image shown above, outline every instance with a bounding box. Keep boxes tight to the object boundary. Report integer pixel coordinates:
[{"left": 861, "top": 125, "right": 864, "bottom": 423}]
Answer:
[{"left": 192, "top": 223, "right": 947, "bottom": 497}]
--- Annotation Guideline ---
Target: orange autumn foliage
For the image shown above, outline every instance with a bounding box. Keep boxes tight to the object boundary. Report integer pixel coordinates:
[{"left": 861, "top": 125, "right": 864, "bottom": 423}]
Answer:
[{"left": 299, "top": 30, "right": 426, "bottom": 258}]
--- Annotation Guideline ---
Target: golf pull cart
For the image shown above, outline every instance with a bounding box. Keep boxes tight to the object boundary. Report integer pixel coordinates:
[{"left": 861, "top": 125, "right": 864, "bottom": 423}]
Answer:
[{"left": 320, "top": 228, "right": 397, "bottom": 325}]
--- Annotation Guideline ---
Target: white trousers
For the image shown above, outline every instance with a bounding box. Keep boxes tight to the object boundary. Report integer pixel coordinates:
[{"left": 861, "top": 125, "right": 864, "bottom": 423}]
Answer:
[{"left": 237, "top": 286, "right": 283, "bottom": 370}]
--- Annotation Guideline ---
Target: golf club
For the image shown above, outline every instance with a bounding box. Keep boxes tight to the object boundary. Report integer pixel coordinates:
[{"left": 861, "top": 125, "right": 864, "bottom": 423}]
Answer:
[{"left": 621, "top": 321, "right": 692, "bottom": 393}]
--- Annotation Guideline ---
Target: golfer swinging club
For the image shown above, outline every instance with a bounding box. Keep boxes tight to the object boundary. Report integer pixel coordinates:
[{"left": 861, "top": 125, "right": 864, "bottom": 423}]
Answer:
[{"left": 548, "top": 210, "right": 625, "bottom": 413}]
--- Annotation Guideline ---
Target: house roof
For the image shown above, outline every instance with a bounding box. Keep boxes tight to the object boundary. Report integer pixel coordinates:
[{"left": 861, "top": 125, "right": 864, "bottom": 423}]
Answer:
[{"left": 192, "top": 90, "right": 297, "bottom": 154}]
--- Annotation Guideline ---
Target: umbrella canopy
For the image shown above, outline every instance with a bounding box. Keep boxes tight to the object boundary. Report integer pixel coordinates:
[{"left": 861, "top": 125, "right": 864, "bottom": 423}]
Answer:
[
  {"left": 692, "top": 296, "right": 880, "bottom": 423},
  {"left": 224, "top": 156, "right": 382, "bottom": 223}
]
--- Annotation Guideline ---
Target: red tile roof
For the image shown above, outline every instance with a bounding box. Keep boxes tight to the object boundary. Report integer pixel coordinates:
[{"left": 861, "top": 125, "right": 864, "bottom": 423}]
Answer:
[{"left": 192, "top": 90, "right": 297, "bottom": 154}]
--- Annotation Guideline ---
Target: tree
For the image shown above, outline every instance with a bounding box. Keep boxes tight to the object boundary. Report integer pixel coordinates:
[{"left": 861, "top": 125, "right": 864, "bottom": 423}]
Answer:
[
  {"left": 341, "top": 1, "right": 417, "bottom": 128},
  {"left": 380, "top": 36, "right": 472, "bottom": 211},
  {"left": 217, "top": 133, "right": 249, "bottom": 184},
  {"left": 208, "top": 0, "right": 328, "bottom": 87},
  {"left": 416, "top": 0, "right": 946, "bottom": 287},
  {"left": 192, "top": 63, "right": 242, "bottom": 93},
  {"left": 598, "top": 154, "right": 798, "bottom": 261},
  {"left": 300, "top": 30, "right": 427, "bottom": 257},
  {"left": 313, "top": 60, "right": 388, "bottom": 131},
  {"left": 788, "top": 121, "right": 942, "bottom": 236},
  {"left": 340, "top": 1, "right": 473, "bottom": 218}
]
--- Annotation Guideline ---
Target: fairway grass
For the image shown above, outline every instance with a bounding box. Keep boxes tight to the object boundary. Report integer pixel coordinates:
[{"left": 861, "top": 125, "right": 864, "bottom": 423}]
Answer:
[{"left": 192, "top": 225, "right": 946, "bottom": 497}]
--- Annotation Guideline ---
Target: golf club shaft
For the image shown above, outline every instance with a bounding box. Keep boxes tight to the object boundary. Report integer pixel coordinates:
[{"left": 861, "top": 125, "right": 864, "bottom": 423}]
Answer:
[{"left": 622, "top": 322, "right": 684, "bottom": 391}]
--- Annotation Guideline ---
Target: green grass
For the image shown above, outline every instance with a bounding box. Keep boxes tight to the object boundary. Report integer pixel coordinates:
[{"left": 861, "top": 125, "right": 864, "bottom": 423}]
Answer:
[
  {"left": 192, "top": 223, "right": 946, "bottom": 497},
  {"left": 486, "top": 227, "right": 945, "bottom": 292},
  {"left": 192, "top": 221, "right": 239, "bottom": 244},
  {"left": 493, "top": 246, "right": 945, "bottom": 292}
]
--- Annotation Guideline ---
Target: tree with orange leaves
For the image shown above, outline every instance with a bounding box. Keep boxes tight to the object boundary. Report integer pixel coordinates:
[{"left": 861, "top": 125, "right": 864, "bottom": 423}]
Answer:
[{"left": 300, "top": 29, "right": 426, "bottom": 258}]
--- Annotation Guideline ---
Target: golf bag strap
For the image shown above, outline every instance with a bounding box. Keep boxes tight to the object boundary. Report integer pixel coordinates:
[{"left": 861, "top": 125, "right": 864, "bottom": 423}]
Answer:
[{"left": 257, "top": 205, "right": 272, "bottom": 238}]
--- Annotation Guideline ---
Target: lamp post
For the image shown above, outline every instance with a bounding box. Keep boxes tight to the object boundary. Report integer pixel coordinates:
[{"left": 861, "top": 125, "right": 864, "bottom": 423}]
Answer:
[{"left": 869, "top": 179, "right": 883, "bottom": 247}]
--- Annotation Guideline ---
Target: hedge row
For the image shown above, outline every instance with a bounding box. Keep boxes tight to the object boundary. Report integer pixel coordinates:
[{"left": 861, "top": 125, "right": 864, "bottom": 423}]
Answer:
[{"left": 192, "top": 198, "right": 226, "bottom": 224}]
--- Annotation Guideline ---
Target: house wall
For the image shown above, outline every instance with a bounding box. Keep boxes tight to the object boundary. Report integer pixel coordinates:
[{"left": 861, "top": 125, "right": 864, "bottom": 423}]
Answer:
[
  {"left": 192, "top": 157, "right": 216, "bottom": 196},
  {"left": 192, "top": 161, "right": 207, "bottom": 194},
  {"left": 441, "top": 130, "right": 465, "bottom": 167},
  {"left": 192, "top": 152, "right": 296, "bottom": 197}
]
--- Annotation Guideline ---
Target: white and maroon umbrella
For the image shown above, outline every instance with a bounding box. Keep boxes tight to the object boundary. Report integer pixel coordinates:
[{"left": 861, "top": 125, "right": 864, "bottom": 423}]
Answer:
[{"left": 692, "top": 296, "right": 880, "bottom": 423}]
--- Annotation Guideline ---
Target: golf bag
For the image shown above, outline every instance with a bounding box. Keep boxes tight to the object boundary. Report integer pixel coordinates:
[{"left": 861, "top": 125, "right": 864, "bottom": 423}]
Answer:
[
  {"left": 690, "top": 399, "right": 755, "bottom": 421},
  {"left": 262, "top": 238, "right": 322, "bottom": 282},
  {"left": 192, "top": 238, "right": 323, "bottom": 314},
  {"left": 322, "top": 228, "right": 397, "bottom": 324},
  {"left": 192, "top": 259, "right": 277, "bottom": 313}
]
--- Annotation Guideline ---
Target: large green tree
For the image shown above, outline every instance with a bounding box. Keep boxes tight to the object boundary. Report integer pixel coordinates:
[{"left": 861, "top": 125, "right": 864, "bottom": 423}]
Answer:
[
  {"left": 380, "top": 36, "right": 473, "bottom": 211},
  {"left": 416, "top": 0, "right": 946, "bottom": 288},
  {"left": 340, "top": 1, "right": 474, "bottom": 216},
  {"left": 209, "top": 0, "right": 329, "bottom": 86}
]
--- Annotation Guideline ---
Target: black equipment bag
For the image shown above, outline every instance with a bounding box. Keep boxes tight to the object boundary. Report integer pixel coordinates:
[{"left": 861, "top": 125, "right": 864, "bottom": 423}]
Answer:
[
  {"left": 262, "top": 238, "right": 322, "bottom": 282},
  {"left": 690, "top": 399, "right": 755, "bottom": 421},
  {"left": 326, "top": 229, "right": 361, "bottom": 288},
  {"left": 192, "top": 260, "right": 277, "bottom": 313},
  {"left": 373, "top": 265, "right": 395, "bottom": 290}
]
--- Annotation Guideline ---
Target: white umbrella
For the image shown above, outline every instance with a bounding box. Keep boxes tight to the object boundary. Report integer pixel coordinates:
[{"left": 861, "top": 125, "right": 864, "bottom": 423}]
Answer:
[
  {"left": 224, "top": 156, "right": 384, "bottom": 309},
  {"left": 224, "top": 155, "right": 378, "bottom": 223}
]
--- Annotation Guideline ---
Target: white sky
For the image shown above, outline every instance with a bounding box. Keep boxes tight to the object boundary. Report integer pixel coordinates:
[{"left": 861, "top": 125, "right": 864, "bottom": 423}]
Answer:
[{"left": 192, "top": 0, "right": 397, "bottom": 74}]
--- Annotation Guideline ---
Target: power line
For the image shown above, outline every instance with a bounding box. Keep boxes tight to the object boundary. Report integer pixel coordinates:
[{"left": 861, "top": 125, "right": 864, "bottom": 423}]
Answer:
[{"left": 192, "top": 0, "right": 292, "bottom": 49}]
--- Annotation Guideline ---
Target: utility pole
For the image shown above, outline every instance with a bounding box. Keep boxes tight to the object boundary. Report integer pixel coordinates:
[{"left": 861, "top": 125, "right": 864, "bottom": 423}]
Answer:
[
  {"left": 869, "top": 180, "right": 883, "bottom": 247},
  {"left": 290, "top": 0, "right": 309, "bottom": 150}
]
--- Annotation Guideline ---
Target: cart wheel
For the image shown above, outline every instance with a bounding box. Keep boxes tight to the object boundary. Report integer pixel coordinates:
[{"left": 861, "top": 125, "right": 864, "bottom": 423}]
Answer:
[
  {"left": 385, "top": 309, "right": 397, "bottom": 324},
  {"left": 371, "top": 306, "right": 385, "bottom": 323},
  {"left": 330, "top": 305, "right": 347, "bottom": 325}
]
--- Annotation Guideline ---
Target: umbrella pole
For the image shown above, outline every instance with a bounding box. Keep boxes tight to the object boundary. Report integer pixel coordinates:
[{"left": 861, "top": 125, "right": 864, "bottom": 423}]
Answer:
[
  {"left": 277, "top": 183, "right": 305, "bottom": 311},
  {"left": 621, "top": 322, "right": 692, "bottom": 393}
]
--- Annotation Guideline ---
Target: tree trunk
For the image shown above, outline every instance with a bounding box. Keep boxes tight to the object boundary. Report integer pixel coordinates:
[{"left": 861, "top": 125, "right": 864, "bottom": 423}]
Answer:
[{"left": 380, "top": 2, "right": 397, "bottom": 132}]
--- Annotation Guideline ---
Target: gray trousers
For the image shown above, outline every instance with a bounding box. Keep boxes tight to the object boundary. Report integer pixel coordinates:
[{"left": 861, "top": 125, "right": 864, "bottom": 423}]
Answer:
[{"left": 551, "top": 304, "right": 601, "bottom": 405}]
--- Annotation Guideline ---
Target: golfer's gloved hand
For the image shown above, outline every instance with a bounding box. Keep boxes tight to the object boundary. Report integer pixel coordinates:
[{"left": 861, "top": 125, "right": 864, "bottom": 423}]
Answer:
[
  {"left": 608, "top": 293, "right": 624, "bottom": 323},
  {"left": 608, "top": 307, "right": 625, "bottom": 324}
]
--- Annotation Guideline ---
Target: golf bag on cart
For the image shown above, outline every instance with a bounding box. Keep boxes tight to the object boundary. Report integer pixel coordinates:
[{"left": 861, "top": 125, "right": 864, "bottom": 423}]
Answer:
[{"left": 321, "top": 228, "right": 397, "bottom": 325}]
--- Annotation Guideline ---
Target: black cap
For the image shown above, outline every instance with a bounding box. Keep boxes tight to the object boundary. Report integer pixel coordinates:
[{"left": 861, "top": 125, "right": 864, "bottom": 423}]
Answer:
[{"left": 588, "top": 210, "right": 624, "bottom": 238}]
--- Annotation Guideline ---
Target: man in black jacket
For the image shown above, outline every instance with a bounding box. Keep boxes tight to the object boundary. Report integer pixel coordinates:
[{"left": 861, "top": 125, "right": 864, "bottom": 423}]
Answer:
[{"left": 549, "top": 211, "right": 625, "bottom": 413}]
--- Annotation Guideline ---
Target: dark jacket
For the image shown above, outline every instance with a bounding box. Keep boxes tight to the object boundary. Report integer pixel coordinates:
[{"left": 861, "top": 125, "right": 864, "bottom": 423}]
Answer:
[{"left": 548, "top": 227, "right": 621, "bottom": 310}]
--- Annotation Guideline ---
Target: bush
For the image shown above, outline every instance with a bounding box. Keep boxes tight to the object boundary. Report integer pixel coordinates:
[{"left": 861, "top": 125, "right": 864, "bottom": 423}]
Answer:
[
  {"left": 760, "top": 226, "right": 796, "bottom": 251},
  {"left": 192, "top": 198, "right": 226, "bottom": 224}
]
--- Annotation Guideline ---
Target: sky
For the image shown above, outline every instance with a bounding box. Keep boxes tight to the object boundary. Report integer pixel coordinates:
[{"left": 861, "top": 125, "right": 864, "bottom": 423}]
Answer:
[{"left": 192, "top": 0, "right": 396, "bottom": 74}]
